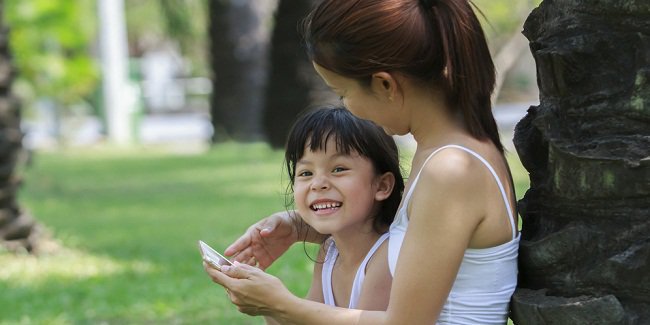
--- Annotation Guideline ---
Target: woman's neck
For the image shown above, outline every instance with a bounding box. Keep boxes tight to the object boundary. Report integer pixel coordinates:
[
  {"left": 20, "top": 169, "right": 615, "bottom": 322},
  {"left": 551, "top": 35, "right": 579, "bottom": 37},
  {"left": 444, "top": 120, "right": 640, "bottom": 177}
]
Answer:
[{"left": 406, "top": 85, "right": 468, "bottom": 150}]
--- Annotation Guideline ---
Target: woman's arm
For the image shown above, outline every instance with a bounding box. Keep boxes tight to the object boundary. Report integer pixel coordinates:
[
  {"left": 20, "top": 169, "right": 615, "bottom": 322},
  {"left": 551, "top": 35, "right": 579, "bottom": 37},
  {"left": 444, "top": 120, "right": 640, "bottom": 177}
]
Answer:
[
  {"left": 210, "top": 151, "right": 485, "bottom": 324},
  {"left": 264, "top": 316, "right": 281, "bottom": 325},
  {"left": 274, "top": 242, "right": 386, "bottom": 322},
  {"left": 206, "top": 264, "right": 374, "bottom": 323},
  {"left": 224, "top": 210, "right": 328, "bottom": 270},
  {"left": 235, "top": 241, "right": 327, "bottom": 325},
  {"left": 380, "top": 152, "right": 482, "bottom": 323}
]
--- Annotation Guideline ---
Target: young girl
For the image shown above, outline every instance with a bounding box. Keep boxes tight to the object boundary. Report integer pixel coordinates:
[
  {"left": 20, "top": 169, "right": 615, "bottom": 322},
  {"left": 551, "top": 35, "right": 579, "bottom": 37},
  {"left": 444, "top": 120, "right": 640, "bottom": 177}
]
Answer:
[
  {"left": 277, "top": 107, "right": 404, "bottom": 316},
  {"left": 208, "top": 0, "right": 520, "bottom": 323}
]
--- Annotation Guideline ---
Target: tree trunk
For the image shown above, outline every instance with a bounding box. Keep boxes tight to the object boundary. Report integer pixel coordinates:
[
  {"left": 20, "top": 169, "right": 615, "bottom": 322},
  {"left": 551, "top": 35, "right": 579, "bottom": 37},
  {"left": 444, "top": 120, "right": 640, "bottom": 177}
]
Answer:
[
  {"left": 208, "top": 0, "right": 275, "bottom": 142},
  {"left": 262, "top": 0, "right": 326, "bottom": 148},
  {"left": 511, "top": 1, "right": 650, "bottom": 324},
  {"left": 0, "top": 9, "right": 43, "bottom": 253}
]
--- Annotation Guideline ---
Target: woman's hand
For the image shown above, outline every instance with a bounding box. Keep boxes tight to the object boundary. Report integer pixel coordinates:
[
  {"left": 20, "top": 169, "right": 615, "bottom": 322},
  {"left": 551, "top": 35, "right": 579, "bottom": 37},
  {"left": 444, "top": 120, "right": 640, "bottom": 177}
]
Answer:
[
  {"left": 204, "top": 262, "right": 294, "bottom": 317},
  {"left": 224, "top": 211, "right": 299, "bottom": 270}
]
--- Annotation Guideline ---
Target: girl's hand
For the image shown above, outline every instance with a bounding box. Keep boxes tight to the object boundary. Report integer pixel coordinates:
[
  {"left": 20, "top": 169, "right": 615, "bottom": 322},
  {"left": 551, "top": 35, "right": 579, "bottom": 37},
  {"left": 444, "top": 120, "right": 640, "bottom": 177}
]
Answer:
[
  {"left": 224, "top": 212, "right": 299, "bottom": 270},
  {"left": 203, "top": 261, "right": 293, "bottom": 317}
]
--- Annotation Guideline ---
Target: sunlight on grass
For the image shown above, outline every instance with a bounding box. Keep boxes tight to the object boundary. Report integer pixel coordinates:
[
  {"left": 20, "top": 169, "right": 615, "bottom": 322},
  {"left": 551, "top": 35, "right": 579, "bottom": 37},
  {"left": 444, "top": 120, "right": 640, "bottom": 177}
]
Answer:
[
  {"left": 0, "top": 248, "right": 156, "bottom": 286},
  {"left": 2, "top": 143, "right": 292, "bottom": 324}
]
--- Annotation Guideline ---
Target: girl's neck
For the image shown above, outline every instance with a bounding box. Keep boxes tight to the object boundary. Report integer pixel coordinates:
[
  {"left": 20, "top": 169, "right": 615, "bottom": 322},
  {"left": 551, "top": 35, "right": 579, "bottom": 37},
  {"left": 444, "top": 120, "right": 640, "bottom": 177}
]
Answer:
[{"left": 330, "top": 227, "right": 383, "bottom": 267}]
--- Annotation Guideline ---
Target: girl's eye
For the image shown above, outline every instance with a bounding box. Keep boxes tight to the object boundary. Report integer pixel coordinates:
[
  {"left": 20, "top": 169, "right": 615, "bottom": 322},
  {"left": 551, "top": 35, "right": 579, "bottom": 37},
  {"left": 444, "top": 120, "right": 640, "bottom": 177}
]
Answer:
[
  {"left": 297, "top": 171, "right": 312, "bottom": 177},
  {"left": 332, "top": 167, "right": 347, "bottom": 173}
]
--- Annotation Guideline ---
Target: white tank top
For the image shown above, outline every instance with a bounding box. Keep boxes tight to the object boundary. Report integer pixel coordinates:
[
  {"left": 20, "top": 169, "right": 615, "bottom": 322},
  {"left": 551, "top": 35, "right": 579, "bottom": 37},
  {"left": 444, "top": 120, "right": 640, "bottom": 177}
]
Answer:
[
  {"left": 388, "top": 145, "right": 519, "bottom": 324},
  {"left": 321, "top": 233, "right": 389, "bottom": 308}
]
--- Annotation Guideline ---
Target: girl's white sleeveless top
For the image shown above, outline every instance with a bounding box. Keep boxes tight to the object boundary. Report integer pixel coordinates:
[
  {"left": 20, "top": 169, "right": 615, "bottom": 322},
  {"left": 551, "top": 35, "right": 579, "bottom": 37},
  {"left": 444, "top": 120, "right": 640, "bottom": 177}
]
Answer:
[
  {"left": 322, "top": 233, "right": 389, "bottom": 308},
  {"left": 388, "top": 145, "right": 520, "bottom": 324}
]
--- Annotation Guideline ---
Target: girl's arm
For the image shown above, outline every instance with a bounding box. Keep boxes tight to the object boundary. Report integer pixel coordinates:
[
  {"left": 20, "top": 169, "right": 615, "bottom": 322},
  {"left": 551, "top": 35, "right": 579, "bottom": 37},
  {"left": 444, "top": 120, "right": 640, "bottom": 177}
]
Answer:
[
  {"left": 211, "top": 151, "right": 484, "bottom": 324},
  {"left": 224, "top": 210, "right": 328, "bottom": 270}
]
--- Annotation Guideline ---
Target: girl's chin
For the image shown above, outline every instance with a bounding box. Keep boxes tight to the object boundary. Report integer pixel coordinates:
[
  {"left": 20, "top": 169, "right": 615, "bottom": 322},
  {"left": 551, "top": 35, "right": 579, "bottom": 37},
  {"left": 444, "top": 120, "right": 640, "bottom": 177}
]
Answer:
[{"left": 307, "top": 223, "right": 336, "bottom": 236}]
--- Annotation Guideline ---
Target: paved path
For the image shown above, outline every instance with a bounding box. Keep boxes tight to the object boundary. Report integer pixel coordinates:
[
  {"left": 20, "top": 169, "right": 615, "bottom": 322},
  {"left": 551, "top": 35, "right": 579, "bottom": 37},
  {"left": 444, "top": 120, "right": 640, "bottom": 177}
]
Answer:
[{"left": 23, "top": 102, "right": 535, "bottom": 151}]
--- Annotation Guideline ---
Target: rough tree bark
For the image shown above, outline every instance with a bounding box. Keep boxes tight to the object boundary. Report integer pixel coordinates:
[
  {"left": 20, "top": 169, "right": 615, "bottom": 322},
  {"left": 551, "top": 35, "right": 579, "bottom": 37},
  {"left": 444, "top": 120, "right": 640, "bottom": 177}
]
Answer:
[
  {"left": 511, "top": 1, "right": 650, "bottom": 324},
  {"left": 0, "top": 9, "right": 43, "bottom": 253}
]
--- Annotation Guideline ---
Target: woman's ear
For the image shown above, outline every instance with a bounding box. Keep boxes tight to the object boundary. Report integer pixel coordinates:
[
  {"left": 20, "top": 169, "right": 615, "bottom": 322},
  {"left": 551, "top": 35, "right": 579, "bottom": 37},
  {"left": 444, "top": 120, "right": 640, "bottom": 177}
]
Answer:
[
  {"left": 370, "top": 72, "right": 398, "bottom": 102},
  {"left": 374, "top": 172, "right": 396, "bottom": 201}
]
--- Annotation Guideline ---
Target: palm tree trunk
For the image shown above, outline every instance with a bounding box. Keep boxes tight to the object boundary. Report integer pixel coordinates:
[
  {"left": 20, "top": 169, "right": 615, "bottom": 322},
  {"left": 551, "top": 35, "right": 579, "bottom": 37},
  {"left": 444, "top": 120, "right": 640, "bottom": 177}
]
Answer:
[
  {"left": 0, "top": 13, "right": 43, "bottom": 253},
  {"left": 262, "top": 0, "right": 326, "bottom": 148},
  {"left": 511, "top": 0, "right": 650, "bottom": 323},
  {"left": 208, "top": 0, "right": 275, "bottom": 142}
]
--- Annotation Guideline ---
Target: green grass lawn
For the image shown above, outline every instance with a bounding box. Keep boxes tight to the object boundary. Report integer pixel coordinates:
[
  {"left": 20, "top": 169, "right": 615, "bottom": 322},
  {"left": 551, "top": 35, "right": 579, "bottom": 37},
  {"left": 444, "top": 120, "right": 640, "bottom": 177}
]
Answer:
[{"left": 0, "top": 142, "right": 529, "bottom": 324}]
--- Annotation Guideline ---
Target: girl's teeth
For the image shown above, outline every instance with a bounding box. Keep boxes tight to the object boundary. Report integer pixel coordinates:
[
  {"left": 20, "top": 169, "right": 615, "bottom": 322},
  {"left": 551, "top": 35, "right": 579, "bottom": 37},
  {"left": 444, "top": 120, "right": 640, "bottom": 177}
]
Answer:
[{"left": 312, "top": 202, "right": 341, "bottom": 210}]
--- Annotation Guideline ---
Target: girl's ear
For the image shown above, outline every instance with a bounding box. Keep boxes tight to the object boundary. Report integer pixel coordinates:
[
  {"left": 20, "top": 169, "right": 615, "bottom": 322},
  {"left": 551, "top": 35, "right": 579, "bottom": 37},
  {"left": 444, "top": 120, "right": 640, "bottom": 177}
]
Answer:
[
  {"left": 374, "top": 172, "right": 396, "bottom": 201},
  {"left": 370, "top": 72, "right": 399, "bottom": 102}
]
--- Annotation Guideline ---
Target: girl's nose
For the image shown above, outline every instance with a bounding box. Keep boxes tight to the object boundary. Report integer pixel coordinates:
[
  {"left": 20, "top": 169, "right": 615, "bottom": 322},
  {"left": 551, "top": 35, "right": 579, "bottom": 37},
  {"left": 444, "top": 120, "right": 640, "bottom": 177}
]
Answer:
[{"left": 310, "top": 176, "right": 330, "bottom": 191}]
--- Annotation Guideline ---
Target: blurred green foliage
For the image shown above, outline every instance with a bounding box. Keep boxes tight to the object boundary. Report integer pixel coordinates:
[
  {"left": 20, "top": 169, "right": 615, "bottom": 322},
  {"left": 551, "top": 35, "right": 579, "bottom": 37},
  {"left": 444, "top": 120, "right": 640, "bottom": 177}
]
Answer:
[
  {"left": 4, "top": 0, "right": 208, "bottom": 118},
  {"left": 474, "top": 0, "right": 541, "bottom": 48},
  {"left": 5, "top": 0, "right": 99, "bottom": 110},
  {"left": 125, "top": 0, "right": 208, "bottom": 75}
]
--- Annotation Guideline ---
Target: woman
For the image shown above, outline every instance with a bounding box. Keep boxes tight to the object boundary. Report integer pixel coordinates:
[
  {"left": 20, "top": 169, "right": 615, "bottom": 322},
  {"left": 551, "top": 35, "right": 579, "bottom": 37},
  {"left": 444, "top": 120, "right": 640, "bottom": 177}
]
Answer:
[{"left": 205, "top": 0, "right": 519, "bottom": 323}]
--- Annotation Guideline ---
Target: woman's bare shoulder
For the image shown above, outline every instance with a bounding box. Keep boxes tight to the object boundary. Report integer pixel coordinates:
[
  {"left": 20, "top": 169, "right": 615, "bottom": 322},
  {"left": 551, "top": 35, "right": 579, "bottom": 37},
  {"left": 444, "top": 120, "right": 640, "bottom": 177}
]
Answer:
[
  {"left": 408, "top": 148, "right": 488, "bottom": 229},
  {"left": 419, "top": 148, "right": 486, "bottom": 190}
]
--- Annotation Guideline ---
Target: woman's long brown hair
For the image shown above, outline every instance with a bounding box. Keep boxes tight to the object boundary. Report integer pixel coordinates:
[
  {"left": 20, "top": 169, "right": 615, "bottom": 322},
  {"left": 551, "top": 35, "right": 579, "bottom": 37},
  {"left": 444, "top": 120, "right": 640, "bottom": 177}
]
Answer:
[{"left": 302, "top": 0, "right": 503, "bottom": 153}]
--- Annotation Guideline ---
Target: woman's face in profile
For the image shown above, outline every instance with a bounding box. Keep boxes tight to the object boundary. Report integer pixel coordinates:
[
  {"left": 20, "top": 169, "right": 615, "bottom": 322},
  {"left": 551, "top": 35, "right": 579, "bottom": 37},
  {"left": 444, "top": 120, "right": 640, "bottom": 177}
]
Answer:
[{"left": 312, "top": 62, "right": 404, "bottom": 136}]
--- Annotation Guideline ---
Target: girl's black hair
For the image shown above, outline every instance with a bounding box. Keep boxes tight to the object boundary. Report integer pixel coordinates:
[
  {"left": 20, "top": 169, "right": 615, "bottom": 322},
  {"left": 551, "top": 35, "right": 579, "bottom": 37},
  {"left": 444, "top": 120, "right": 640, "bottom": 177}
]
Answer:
[{"left": 284, "top": 105, "right": 405, "bottom": 234}]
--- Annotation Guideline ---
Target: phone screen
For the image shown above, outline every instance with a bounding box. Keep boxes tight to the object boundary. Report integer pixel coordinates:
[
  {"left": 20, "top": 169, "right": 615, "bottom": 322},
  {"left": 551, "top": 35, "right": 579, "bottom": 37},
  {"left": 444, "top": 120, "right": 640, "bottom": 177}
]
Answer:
[{"left": 198, "top": 240, "right": 232, "bottom": 270}]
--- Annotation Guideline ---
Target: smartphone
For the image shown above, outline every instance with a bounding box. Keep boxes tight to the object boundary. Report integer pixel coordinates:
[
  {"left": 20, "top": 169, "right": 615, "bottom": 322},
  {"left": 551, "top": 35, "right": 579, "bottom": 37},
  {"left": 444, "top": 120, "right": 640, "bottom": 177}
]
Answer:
[{"left": 198, "top": 240, "right": 232, "bottom": 270}]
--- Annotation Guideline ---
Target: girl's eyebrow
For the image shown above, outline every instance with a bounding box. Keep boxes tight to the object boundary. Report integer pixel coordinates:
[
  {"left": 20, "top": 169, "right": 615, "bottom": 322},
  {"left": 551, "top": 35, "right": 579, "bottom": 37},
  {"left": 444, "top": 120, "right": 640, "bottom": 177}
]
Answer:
[
  {"left": 297, "top": 153, "right": 348, "bottom": 166},
  {"left": 296, "top": 159, "right": 312, "bottom": 166}
]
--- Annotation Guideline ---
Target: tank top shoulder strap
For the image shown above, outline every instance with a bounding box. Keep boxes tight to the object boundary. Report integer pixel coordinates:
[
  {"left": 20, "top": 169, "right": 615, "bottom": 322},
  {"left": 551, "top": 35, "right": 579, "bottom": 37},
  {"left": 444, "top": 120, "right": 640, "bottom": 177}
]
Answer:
[
  {"left": 406, "top": 145, "right": 517, "bottom": 240},
  {"left": 349, "top": 232, "right": 389, "bottom": 308},
  {"left": 359, "top": 233, "right": 389, "bottom": 274},
  {"left": 322, "top": 234, "right": 390, "bottom": 308},
  {"left": 321, "top": 239, "right": 338, "bottom": 306}
]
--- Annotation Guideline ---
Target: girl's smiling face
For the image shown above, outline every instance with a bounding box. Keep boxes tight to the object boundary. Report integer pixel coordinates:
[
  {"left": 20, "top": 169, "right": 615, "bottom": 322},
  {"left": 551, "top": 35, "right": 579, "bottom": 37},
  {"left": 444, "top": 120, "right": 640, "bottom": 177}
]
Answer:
[{"left": 293, "top": 137, "right": 387, "bottom": 237}]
